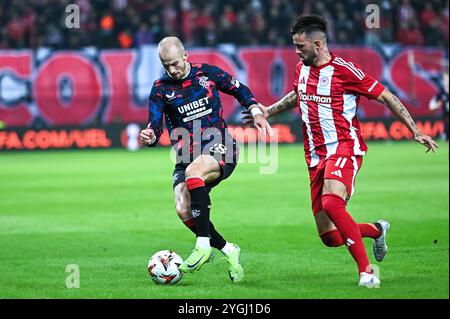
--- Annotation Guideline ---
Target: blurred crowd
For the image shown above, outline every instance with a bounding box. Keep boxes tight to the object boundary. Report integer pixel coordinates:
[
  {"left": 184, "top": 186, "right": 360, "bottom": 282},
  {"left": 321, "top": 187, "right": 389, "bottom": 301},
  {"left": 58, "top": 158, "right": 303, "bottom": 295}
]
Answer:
[{"left": 0, "top": 0, "right": 448, "bottom": 49}]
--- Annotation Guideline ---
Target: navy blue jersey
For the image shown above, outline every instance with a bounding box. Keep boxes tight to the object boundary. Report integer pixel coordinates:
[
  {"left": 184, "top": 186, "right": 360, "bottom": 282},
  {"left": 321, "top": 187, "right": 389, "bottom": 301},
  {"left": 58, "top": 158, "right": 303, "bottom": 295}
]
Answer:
[{"left": 146, "top": 63, "right": 257, "bottom": 163}]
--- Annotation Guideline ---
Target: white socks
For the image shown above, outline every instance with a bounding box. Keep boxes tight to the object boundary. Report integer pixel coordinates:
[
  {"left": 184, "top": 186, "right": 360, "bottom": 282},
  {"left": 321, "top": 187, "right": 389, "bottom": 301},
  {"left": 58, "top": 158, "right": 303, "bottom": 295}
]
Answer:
[
  {"left": 220, "top": 242, "right": 235, "bottom": 255},
  {"left": 195, "top": 239, "right": 236, "bottom": 255},
  {"left": 195, "top": 236, "right": 211, "bottom": 249}
]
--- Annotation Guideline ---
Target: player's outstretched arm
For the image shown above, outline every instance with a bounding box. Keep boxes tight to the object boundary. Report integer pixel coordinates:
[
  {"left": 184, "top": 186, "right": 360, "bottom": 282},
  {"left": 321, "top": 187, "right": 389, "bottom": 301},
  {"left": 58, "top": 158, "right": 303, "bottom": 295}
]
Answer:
[
  {"left": 266, "top": 90, "right": 298, "bottom": 118},
  {"left": 241, "top": 91, "right": 297, "bottom": 124},
  {"left": 377, "top": 89, "right": 439, "bottom": 153}
]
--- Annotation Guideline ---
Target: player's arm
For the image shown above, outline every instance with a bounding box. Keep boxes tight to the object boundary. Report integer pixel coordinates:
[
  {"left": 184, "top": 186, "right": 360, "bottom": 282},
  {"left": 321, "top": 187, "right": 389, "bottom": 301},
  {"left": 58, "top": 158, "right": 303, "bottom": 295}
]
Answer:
[
  {"left": 209, "top": 65, "right": 273, "bottom": 136},
  {"left": 340, "top": 61, "right": 438, "bottom": 153},
  {"left": 140, "top": 86, "right": 165, "bottom": 147},
  {"left": 241, "top": 90, "right": 297, "bottom": 125},
  {"left": 266, "top": 90, "right": 298, "bottom": 118},
  {"left": 376, "top": 89, "right": 439, "bottom": 152},
  {"left": 208, "top": 65, "right": 257, "bottom": 110}
]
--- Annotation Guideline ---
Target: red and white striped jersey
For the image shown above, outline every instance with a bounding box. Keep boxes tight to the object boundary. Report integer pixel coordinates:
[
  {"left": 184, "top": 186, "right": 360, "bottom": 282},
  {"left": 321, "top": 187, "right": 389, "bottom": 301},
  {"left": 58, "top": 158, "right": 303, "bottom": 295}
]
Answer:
[{"left": 293, "top": 53, "right": 385, "bottom": 167}]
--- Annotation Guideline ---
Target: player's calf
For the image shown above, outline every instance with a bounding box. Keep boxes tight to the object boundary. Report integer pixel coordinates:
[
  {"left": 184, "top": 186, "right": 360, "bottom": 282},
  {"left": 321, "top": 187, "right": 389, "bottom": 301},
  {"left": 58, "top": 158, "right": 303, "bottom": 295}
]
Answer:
[{"left": 319, "top": 229, "right": 344, "bottom": 247}]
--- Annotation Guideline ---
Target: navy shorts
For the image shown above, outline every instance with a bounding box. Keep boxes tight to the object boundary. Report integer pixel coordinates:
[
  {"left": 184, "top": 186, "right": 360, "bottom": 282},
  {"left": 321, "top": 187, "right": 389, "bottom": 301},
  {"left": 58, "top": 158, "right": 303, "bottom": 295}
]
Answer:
[{"left": 172, "top": 140, "right": 238, "bottom": 190}]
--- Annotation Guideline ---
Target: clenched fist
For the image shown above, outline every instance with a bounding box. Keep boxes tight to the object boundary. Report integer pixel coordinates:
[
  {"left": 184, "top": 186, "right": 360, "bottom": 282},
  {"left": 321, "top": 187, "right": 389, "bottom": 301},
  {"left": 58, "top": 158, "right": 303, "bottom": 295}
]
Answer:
[{"left": 139, "top": 128, "right": 156, "bottom": 145}]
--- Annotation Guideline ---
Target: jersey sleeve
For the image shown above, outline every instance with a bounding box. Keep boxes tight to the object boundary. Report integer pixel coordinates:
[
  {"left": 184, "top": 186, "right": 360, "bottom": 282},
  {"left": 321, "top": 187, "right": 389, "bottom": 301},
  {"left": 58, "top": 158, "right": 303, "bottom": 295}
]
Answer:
[
  {"left": 340, "top": 61, "right": 385, "bottom": 99},
  {"left": 207, "top": 65, "right": 257, "bottom": 109},
  {"left": 146, "top": 84, "right": 165, "bottom": 147}
]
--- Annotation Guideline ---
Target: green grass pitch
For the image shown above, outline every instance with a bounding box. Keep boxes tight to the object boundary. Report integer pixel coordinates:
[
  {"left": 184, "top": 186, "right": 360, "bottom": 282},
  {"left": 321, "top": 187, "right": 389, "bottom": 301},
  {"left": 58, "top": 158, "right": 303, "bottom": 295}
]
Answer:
[{"left": 0, "top": 142, "right": 448, "bottom": 299}]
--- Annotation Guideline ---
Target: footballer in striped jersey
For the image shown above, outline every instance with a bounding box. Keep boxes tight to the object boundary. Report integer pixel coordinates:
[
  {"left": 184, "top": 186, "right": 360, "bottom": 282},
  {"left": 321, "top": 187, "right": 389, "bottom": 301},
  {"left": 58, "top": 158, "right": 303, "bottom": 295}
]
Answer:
[{"left": 246, "top": 15, "right": 438, "bottom": 287}]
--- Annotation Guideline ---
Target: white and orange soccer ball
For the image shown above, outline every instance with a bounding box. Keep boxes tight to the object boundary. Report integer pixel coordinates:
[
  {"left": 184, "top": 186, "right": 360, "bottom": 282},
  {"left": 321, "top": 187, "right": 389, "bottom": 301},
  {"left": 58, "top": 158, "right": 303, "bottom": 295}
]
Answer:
[{"left": 147, "top": 250, "right": 183, "bottom": 285}]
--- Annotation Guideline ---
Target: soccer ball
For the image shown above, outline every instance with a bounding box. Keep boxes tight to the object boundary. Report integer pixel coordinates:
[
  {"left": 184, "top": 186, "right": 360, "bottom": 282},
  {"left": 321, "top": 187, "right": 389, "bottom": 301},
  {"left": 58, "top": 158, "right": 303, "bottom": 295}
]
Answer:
[{"left": 147, "top": 250, "right": 183, "bottom": 285}]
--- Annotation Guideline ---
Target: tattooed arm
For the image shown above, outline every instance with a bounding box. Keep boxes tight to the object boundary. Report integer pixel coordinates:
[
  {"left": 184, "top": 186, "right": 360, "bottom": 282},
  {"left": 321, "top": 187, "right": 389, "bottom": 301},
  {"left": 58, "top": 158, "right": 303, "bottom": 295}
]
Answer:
[
  {"left": 266, "top": 90, "right": 298, "bottom": 118},
  {"left": 241, "top": 91, "right": 297, "bottom": 124},
  {"left": 377, "top": 89, "right": 439, "bottom": 152}
]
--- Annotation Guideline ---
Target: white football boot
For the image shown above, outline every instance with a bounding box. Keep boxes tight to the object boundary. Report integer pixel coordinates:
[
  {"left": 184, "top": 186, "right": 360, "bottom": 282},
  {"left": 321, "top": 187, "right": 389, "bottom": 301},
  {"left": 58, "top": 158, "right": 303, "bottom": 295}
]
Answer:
[
  {"left": 359, "top": 272, "right": 381, "bottom": 288},
  {"left": 373, "top": 220, "right": 390, "bottom": 262}
]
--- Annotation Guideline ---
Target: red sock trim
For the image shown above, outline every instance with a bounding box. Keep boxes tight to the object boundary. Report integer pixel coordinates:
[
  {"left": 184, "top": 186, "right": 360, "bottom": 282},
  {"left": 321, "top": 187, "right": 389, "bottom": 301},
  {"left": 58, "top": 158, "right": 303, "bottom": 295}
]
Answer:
[
  {"left": 183, "top": 218, "right": 196, "bottom": 228},
  {"left": 185, "top": 177, "right": 205, "bottom": 190}
]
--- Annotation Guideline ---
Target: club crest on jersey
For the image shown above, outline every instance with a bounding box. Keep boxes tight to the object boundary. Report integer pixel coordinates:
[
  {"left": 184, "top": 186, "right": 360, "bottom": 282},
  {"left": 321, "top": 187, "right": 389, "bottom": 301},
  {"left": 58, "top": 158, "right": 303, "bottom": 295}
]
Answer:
[
  {"left": 319, "top": 77, "right": 330, "bottom": 87},
  {"left": 199, "top": 76, "right": 210, "bottom": 88}
]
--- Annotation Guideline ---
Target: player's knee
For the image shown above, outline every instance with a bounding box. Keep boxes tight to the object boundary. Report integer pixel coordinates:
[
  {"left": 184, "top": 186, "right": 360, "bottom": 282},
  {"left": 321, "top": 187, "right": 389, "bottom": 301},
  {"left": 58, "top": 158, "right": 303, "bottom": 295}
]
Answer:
[
  {"left": 322, "top": 179, "right": 347, "bottom": 200},
  {"left": 321, "top": 193, "right": 345, "bottom": 213},
  {"left": 185, "top": 163, "right": 203, "bottom": 178},
  {"left": 186, "top": 155, "right": 218, "bottom": 178}
]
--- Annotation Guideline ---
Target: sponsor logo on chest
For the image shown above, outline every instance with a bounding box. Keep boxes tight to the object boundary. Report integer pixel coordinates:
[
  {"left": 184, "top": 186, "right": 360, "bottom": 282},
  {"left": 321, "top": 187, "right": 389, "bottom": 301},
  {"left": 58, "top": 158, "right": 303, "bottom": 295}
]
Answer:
[
  {"left": 177, "top": 97, "right": 209, "bottom": 114},
  {"left": 299, "top": 92, "right": 331, "bottom": 104},
  {"left": 297, "top": 65, "right": 334, "bottom": 104},
  {"left": 177, "top": 97, "right": 212, "bottom": 122}
]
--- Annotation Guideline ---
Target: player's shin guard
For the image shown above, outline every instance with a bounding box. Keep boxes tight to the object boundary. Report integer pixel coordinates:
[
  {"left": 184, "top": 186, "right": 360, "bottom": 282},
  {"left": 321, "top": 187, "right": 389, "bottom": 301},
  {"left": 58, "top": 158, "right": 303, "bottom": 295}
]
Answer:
[
  {"left": 321, "top": 194, "right": 371, "bottom": 274},
  {"left": 185, "top": 177, "right": 210, "bottom": 238},
  {"left": 182, "top": 218, "right": 226, "bottom": 250}
]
